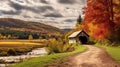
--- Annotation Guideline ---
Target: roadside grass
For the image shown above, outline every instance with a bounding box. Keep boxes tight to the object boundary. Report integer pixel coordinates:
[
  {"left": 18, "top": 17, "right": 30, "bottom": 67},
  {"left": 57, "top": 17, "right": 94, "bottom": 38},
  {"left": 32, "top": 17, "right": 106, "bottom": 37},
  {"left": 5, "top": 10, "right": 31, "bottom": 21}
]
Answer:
[
  {"left": 11, "top": 45, "right": 86, "bottom": 67},
  {"left": 96, "top": 44, "right": 120, "bottom": 63}
]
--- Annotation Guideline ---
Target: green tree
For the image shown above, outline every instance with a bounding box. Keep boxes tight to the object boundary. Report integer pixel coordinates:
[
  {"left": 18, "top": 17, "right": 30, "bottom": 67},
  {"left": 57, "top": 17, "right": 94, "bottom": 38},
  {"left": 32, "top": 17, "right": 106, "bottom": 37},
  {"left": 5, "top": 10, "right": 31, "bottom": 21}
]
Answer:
[{"left": 77, "top": 15, "right": 82, "bottom": 24}]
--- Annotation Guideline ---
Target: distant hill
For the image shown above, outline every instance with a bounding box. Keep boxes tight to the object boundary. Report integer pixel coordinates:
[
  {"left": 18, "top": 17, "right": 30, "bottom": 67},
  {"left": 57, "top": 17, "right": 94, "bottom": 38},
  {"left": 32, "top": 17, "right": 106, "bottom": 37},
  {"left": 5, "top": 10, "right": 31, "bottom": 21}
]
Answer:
[
  {"left": 63, "top": 28, "right": 72, "bottom": 32},
  {"left": 0, "top": 18, "right": 64, "bottom": 35}
]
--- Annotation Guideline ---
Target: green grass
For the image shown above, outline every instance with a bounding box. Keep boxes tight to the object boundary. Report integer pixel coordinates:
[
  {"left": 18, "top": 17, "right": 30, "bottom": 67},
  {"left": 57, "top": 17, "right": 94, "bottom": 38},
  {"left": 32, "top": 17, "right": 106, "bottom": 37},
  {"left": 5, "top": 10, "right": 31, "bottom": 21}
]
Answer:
[
  {"left": 11, "top": 45, "right": 86, "bottom": 67},
  {"left": 96, "top": 45, "right": 120, "bottom": 63}
]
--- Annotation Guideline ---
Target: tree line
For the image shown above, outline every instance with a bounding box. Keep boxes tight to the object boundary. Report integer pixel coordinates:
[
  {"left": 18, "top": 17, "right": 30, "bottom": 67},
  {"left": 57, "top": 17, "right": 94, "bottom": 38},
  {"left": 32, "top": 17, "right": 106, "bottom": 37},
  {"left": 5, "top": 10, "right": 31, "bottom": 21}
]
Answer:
[{"left": 0, "top": 29, "right": 59, "bottom": 40}]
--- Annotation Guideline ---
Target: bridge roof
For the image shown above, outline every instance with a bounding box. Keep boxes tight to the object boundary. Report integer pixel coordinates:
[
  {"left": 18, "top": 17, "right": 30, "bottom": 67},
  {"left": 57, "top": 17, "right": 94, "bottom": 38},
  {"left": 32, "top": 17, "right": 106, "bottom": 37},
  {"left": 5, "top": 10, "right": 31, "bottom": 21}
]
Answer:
[{"left": 68, "top": 30, "right": 89, "bottom": 38}]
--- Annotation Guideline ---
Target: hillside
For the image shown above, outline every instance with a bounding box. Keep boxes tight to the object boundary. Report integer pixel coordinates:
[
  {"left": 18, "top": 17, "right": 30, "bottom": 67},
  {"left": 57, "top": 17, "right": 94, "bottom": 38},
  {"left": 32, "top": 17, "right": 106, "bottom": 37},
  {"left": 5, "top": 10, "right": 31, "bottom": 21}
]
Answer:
[{"left": 0, "top": 18, "right": 64, "bottom": 34}]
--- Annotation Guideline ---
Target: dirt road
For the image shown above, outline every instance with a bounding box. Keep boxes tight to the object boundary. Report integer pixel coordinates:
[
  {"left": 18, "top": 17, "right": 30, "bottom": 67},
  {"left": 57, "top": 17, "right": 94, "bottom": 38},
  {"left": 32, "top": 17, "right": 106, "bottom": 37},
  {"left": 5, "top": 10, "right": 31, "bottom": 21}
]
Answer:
[
  {"left": 70, "top": 45, "right": 120, "bottom": 67},
  {"left": 47, "top": 45, "right": 120, "bottom": 67}
]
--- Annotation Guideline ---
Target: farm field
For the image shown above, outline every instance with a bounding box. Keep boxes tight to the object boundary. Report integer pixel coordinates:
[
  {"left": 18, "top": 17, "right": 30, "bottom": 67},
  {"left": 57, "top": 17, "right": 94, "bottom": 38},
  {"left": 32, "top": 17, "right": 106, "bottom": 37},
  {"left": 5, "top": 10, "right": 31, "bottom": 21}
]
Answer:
[{"left": 0, "top": 40, "right": 47, "bottom": 56}]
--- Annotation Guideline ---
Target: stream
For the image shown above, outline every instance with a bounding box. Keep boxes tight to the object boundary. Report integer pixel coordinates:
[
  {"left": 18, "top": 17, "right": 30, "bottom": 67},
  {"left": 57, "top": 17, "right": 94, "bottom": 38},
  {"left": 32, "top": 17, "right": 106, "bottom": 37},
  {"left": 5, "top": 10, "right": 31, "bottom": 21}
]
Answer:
[{"left": 0, "top": 47, "right": 48, "bottom": 67}]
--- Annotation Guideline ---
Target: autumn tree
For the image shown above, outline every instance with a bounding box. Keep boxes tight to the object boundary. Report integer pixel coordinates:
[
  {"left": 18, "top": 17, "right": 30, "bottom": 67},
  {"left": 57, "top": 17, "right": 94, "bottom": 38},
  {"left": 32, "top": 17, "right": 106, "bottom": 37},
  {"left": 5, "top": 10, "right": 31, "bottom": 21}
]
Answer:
[
  {"left": 82, "top": 0, "right": 120, "bottom": 43},
  {"left": 28, "top": 35, "right": 33, "bottom": 40},
  {"left": 83, "top": 0, "right": 114, "bottom": 40},
  {"left": 109, "top": 0, "right": 120, "bottom": 42},
  {"left": 113, "top": 0, "right": 120, "bottom": 24},
  {"left": 7, "top": 35, "right": 11, "bottom": 39},
  {"left": 0, "top": 34, "right": 3, "bottom": 39}
]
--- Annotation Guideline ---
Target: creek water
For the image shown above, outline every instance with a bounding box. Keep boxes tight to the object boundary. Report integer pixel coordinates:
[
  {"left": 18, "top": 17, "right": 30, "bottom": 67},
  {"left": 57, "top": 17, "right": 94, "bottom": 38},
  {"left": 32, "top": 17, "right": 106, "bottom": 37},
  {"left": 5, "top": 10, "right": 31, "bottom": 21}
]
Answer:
[{"left": 0, "top": 47, "right": 48, "bottom": 67}]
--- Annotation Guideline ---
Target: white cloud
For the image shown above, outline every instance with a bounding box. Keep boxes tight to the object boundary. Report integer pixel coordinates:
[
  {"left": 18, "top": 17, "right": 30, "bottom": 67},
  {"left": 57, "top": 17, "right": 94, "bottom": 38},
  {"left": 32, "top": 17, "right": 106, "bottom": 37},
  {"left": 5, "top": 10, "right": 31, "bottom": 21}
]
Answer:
[{"left": 0, "top": 0, "right": 86, "bottom": 29}]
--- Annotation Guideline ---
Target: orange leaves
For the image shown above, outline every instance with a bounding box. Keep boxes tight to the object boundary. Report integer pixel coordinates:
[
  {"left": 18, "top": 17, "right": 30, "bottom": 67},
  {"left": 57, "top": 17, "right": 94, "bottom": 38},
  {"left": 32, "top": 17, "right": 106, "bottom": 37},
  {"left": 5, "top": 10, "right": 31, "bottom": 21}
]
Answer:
[
  {"left": 113, "top": 0, "right": 120, "bottom": 24},
  {"left": 86, "top": 21, "right": 110, "bottom": 40},
  {"left": 87, "top": 21, "right": 98, "bottom": 35},
  {"left": 83, "top": 0, "right": 113, "bottom": 40},
  {"left": 94, "top": 23, "right": 110, "bottom": 40},
  {"left": 82, "top": 0, "right": 120, "bottom": 41}
]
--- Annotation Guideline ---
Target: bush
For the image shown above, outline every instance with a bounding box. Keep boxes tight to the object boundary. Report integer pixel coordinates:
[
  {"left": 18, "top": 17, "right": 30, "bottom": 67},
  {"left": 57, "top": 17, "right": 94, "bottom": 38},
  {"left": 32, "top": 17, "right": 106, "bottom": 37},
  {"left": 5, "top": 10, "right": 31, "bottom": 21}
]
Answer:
[
  {"left": 0, "top": 51, "right": 8, "bottom": 56},
  {"left": 15, "top": 48, "right": 32, "bottom": 55},
  {"left": 7, "top": 49, "right": 17, "bottom": 56},
  {"left": 47, "top": 39, "right": 62, "bottom": 53},
  {"left": 96, "top": 40, "right": 112, "bottom": 46},
  {"left": 88, "top": 41, "right": 96, "bottom": 45},
  {"left": 47, "top": 38, "right": 77, "bottom": 53},
  {"left": 28, "top": 35, "right": 33, "bottom": 40},
  {"left": 15, "top": 49, "right": 27, "bottom": 55},
  {"left": 0, "top": 59, "right": 5, "bottom": 63}
]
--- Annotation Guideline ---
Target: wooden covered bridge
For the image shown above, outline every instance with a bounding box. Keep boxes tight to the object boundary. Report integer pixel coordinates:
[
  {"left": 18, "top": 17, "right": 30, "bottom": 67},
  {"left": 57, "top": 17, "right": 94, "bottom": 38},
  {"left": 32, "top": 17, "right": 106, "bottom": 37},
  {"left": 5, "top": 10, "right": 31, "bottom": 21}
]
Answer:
[{"left": 68, "top": 30, "right": 89, "bottom": 44}]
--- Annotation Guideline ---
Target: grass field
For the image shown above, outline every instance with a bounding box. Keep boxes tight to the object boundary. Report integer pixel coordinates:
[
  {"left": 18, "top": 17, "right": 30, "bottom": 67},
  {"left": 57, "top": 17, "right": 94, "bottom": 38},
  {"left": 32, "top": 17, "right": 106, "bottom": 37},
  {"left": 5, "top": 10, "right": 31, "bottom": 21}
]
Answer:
[
  {"left": 11, "top": 45, "right": 86, "bottom": 67},
  {"left": 96, "top": 45, "right": 120, "bottom": 63},
  {"left": 0, "top": 39, "right": 47, "bottom": 43},
  {"left": 0, "top": 40, "right": 47, "bottom": 47},
  {"left": 0, "top": 40, "right": 47, "bottom": 56}
]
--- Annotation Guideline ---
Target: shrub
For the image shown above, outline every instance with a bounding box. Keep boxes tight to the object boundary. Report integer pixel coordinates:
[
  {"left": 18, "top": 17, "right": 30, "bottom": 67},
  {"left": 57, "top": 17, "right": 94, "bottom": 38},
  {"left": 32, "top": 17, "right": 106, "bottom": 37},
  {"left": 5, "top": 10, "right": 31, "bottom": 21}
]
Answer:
[
  {"left": 47, "top": 38, "right": 77, "bottom": 53},
  {"left": 15, "top": 48, "right": 27, "bottom": 55},
  {"left": 0, "top": 51, "right": 8, "bottom": 56},
  {"left": 7, "top": 49, "right": 16, "bottom": 56},
  {"left": 47, "top": 39, "right": 61, "bottom": 53},
  {"left": 28, "top": 35, "right": 33, "bottom": 40},
  {"left": 0, "top": 59, "right": 5, "bottom": 63},
  {"left": 15, "top": 48, "right": 32, "bottom": 55}
]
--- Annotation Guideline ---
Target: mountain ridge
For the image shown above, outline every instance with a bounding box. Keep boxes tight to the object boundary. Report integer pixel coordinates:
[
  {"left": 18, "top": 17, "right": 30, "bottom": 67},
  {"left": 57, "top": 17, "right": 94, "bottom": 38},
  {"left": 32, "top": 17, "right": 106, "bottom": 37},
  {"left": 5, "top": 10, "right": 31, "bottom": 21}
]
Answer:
[{"left": 0, "top": 18, "right": 64, "bottom": 35}]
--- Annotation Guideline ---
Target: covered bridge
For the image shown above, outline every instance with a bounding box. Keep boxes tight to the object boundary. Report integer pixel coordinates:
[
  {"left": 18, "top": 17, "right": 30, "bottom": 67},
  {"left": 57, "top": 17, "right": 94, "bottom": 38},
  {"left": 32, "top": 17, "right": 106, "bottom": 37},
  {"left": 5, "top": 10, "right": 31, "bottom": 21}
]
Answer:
[{"left": 68, "top": 30, "right": 89, "bottom": 44}]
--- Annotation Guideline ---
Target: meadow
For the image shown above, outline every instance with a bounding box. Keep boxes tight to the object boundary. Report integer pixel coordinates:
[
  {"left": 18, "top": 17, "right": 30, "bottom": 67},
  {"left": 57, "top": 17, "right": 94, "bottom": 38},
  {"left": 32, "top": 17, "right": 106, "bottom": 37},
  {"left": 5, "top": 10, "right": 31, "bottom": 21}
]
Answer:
[{"left": 0, "top": 40, "right": 47, "bottom": 56}]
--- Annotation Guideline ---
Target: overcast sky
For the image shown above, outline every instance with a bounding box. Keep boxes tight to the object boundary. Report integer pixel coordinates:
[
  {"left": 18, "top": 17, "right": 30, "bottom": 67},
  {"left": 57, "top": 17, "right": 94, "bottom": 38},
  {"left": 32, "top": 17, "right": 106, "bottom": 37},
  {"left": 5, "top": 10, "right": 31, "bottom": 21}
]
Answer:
[{"left": 0, "top": 0, "right": 86, "bottom": 29}]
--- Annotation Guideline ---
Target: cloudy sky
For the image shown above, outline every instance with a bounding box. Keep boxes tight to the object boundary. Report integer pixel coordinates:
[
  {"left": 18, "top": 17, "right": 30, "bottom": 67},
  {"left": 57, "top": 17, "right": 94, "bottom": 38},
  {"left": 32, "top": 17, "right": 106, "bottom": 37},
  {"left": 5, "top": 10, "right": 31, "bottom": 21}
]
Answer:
[{"left": 0, "top": 0, "right": 86, "bottom": 29}]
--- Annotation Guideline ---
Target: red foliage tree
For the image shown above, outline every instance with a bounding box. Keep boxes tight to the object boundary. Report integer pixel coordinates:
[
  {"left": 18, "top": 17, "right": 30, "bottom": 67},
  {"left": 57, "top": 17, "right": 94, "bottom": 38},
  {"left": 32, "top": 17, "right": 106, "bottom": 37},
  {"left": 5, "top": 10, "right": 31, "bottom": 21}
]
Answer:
[{"left": 83, "top": 0, "right": 114, "bottom": 40}]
